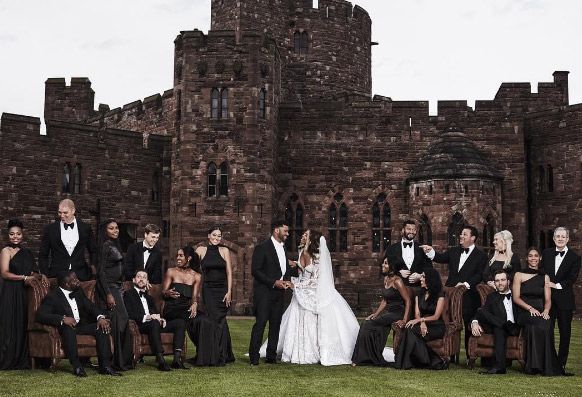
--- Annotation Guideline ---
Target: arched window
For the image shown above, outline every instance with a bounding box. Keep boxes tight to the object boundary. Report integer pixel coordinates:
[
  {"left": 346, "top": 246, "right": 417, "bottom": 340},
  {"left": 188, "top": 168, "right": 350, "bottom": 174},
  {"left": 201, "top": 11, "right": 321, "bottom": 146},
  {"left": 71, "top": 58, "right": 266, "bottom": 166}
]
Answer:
[
  {"left": 538, "top": 165, "right": 545, "bottom": 193},
  {"left": 259, "top": 88, "right": 266, "bottom": 119},
  {"left": 339, "top": 203, "right": 348, "bottom": 252},
  {"left": 211, "top": 88, "right": 220, "bottom": 119},
  {"left": 208, "top": 162, "right": 217, "bottom": 197},
  {"left": 221, "top": 88, "right": 228, "bottom": 119},
  {"left": 62, "top": 163, "right": 71, "bottom": 193},
  {"left": 547, "top": 164, "right": 554, "bottom": 192},
  {"left": 219, "top": 162, "right": 228, "bottom": 196},
  {"left": 73, "top": 163, "right": 82, "bottom": 194},
  {"left": 418, "top": 214, "right": 432, "bottom": 245},
  {"left": 371, "top": 194, "right": 391, "bottom": 252},
  {"left": 482, "top": 214, "right": 495, "bottom": 254},
  {"left": 448, "top": 212, "right": 465, "bottom": 247},
  {"left": 328, "top": 203, "right": 337, "bottom": 252},
  {"left": 152, "top": 171, "right": 160, "bottom": 202},
  {"left": 294, "top": 31, "right": 308, "bottom": 55},
  {"left": 284, "top": 194, "right": 303, "bottom": 253}
]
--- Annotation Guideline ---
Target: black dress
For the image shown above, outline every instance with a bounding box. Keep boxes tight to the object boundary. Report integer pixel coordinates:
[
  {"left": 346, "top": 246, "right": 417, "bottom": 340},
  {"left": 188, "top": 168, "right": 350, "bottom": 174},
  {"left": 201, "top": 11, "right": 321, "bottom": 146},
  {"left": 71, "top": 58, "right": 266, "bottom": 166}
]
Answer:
[
  {"left": 200, "top": 245, "right": 235, "bottom": 365},
  {"left": 394, "top": 291, "right": 446, "bottom": 370},
  {"left": 482, "top": 255, "right": 520, "bottom": 284},
  {"left": 352, "top": 287, "right": 404, "bottom": 366},
  {"left": 0, "top": 247, "right": 35, "bottom": 370},
  {"left": 517, "top": 274, "right": 564, "bottom": 376}
]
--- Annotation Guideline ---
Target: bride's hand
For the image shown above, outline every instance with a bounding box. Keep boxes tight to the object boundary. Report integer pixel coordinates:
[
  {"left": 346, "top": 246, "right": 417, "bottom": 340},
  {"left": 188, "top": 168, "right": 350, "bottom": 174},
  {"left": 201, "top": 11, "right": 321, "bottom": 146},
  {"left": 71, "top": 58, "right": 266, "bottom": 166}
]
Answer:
[{"left": 366, "top": 313, "right": 376, "bottom": 321}]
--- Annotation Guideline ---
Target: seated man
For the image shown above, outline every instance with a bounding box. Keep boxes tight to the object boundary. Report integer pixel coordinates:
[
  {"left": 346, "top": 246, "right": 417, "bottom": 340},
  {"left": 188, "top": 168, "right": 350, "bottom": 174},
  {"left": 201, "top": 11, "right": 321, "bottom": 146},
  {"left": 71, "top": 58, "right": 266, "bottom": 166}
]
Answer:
[
  {"left": 124, "top": 270, "right": 187, "bottom": 371},
  {"left": 471, "top": 269, "right": 520, "bottom": 375},
  {"left": 35, "top": 271, "right": 120, "bottom": 377}
]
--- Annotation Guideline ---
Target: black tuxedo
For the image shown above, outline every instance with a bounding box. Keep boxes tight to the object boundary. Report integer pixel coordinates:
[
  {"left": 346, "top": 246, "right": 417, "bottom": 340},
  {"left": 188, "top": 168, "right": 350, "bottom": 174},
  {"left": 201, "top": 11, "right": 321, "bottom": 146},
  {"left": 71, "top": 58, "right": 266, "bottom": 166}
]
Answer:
[
  {"left": 38, "top": 220, "right": 97, "bottom": 281},
  {"left": 123, "top": 287, "right": 185, "bottom": 355},
  {"left": 542, "top": 247, "right": 581, "bottom": 366},
  {"left": 35, "top": 288, "right": 111, "bottom": 369},
  {"left": 433, "top": 245, "right": 488, "bottom": 354},
  {"left": 385, "top": 241, "right": 432, "bottom": 287},
  {"left": 124, "top": 242, "right": 163, "bottom": 284},
  {"left": 474, "top": 291, "right": 521, "bottom": 370},
  {"left": 248, "top": 238, "right": 298, "bottom": 364}
]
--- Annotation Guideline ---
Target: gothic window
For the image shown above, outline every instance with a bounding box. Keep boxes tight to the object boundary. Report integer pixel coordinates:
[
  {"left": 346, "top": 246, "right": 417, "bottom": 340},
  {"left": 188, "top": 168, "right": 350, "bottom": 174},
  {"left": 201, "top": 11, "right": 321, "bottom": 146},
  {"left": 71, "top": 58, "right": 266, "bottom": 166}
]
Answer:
[
  {"left": 538, "top": 165, "right": 545, "bottom": 193},
  {"left": 221, "top": 88, "right": 228, "bottom": 119},
  {"left": 447, "top": 212, "right": 465, "bottom": 247},
  {"left": 152, "top": 171, "right": 160, "bottom": 202},
  {"left": 329, "top": 193, "right": 348, "bottom": 253},
  {"left": 329, "top": 203, "right": 337, "bottom": 253},
  {"left": 219, "top": 162, "right": 228, "bottom": 196},
  {"left": 211, "top": 88, "right": 220, "bottom": 118},
  {"left": 118, "top": 223, "right": 137, "bottom": 253},
  {"left": 339, "top": 203, "right": 348, "bottom": 252},
  {"left": 259, "top": 88, "right": 266, "bottom": 119},
  {"left": 371, "top": 193, "right": 391, "bottom": 252},
  {"left": 208, "top": 162, "right": 217, "bottom": 197},
  {"left": 482, "top": 214, "right": 495, "bottom": 254},
  {"left": 73, "top": 163, "right": 81, "bottom": 194},
  {"left": 62, "top": 163, "right": 71, "bottom": 193},
  {"left": 418, "top": 214, "right": 432, "bottom": 245},
  {"left": 294, "top": 31, "right": 308, "bottom": 55},
  {"left": 284, "top": 194, "right": 303, "bottom": 253},
  {"left": 547, "top": 164, "right": 554, "bottom": 192}
]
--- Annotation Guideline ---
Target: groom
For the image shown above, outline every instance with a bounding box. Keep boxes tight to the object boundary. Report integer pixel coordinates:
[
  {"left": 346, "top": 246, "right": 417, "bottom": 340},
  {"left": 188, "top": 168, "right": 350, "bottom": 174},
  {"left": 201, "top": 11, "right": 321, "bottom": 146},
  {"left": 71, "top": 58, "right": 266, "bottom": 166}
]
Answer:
[{"left": 248, "top": 219, "right": 298, "bottom": 365}]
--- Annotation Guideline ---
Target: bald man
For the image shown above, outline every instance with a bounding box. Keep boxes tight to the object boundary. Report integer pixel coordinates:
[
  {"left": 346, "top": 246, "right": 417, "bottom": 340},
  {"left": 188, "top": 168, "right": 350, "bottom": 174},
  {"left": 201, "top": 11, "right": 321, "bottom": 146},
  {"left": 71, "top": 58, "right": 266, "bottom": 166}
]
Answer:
[{"left": 39, "top": 199, "right": 97, "bottom": 281}]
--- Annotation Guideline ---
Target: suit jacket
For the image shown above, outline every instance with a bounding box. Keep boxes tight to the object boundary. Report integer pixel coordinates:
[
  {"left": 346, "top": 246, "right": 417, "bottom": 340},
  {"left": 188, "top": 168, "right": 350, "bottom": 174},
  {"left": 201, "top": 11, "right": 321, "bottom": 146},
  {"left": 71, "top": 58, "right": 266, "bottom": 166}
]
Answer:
[
  {"left": 251, "top": 238, "right": 298, "bottom": 301},
  {"left": 36, "top": 287, "right": 104, "bottom": 327},
  {"left": 475, "top": 291, "right": 517, "bottom": 328},
  {"left": 38, "top": 219, "right": 97, "bottom": 281},
  {"left": 433, "top": 246, "right": 488, "bottom": 288},
  {"left": 542, "top": 247, "right": 581, "bottom": 311},
  {"left": 123, "top": 287, "right": 159, "bottom": 325},
  {"left": 385, "top": 241, "right": 433, "bottom": 286},
  {"left": 123, "top": 242, "right": 163, "bottom": 284}
]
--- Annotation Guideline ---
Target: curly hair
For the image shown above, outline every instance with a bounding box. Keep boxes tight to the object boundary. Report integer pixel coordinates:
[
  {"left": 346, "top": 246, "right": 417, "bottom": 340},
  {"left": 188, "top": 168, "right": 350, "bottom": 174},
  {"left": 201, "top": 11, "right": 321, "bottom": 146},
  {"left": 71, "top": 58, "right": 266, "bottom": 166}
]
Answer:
[
  {"left": 423, "top": 268, "right": 442, "bottom": 302},
  {"left": 305, "top": 230, "right": 322, "bottom": 258}
]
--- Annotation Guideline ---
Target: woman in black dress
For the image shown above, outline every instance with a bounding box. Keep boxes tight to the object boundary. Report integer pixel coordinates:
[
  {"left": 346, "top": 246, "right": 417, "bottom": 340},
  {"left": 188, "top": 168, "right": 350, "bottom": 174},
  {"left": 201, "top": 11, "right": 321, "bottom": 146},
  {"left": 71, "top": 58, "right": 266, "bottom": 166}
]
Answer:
[
  {"left": 194, "top": 226, "right": 235, "bottom": 365},
  {"left": 352, "top": 257, "right": 410, "bottom": 366},
  {"left": 96, "top": 219, "right": 132, "bottom": 370},
  {"left": 0, "top": 219, "right": 48, "bottom": 370},
  {"left": 512, "top": 247, "right": 564, "bottom": 376},
  {"left": 394, "top": 268, "right": 447, "bottom": 370},
  {"left": 483, "top": 230, "right": 521, "bottom": 287},
  {"left": 163, "top": 246, "right": 216, "bottom": 365}
]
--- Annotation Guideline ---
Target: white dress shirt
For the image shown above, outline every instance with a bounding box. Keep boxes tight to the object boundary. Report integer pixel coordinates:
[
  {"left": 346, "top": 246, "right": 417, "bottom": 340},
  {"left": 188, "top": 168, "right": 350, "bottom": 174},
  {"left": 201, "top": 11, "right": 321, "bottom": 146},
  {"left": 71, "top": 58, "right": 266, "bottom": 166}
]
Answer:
[
  {"left": 271, "top": 236, "right": 287, "bottom": 281},
  {"left": 60, "top": 218, "right": 79, "bottom": 261},
  {"left": 401, "top": 240, "right": 415, "bottom": 269},
  {"left": 554, "top": 247, "right": 568, "bottom": 290},
  {"left": 142, "top": 241, "right": 153, "bottom": 267},
  {"left": 501, "top": 292, "right": 515, "bottom": 323},
  {"left": 60, "top": 287, "right": 80, "bottom": 323},
  {"left": 427, "top": 244, "right": 474, "bottom": 289},
  {"left": 135, "top": 287, "right": 151, "bottom": 322}
]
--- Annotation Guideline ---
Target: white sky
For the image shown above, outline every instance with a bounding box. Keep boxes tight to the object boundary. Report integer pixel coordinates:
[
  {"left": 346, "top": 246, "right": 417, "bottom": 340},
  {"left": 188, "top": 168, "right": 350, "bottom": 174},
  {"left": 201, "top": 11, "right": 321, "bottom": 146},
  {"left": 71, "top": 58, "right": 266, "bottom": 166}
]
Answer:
[{"left": 1, "top": 0, "right": 580, "bottom": 118}]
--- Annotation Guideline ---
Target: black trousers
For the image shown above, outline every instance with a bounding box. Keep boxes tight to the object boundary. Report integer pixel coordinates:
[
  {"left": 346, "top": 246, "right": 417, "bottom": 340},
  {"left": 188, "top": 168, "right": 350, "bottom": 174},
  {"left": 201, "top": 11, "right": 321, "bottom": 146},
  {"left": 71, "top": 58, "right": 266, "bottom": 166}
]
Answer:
[
  {"left": 248, "top": 290, "right": 284, "bottom": 363},
  {"left": 59, "top": 323, "right": 112, "bottom": 369},
  {"left": 481, "top": 320, "right": 521, "bottom": 370},
  {"left": 550, "top": 308, "right": 573, "bottom": 367},
  {"left": 138, "top": 319, "right": 185, "bottom": 356},
  {"left": 462, "top": 289, "right": 480, "bottom": 355}
]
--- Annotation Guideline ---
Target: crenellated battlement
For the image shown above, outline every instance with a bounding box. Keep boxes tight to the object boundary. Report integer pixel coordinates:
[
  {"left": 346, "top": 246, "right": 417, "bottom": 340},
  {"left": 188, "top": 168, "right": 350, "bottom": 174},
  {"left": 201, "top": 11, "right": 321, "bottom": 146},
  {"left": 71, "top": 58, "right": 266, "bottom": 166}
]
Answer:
[{"left": 44, "top": 77, "right": 95, "bottom": 123}]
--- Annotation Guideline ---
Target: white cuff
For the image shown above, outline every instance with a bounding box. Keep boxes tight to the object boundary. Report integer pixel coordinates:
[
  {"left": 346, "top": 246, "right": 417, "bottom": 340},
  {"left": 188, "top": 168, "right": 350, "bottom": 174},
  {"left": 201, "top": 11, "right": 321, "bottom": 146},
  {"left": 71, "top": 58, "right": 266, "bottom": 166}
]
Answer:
[
  {"left": 463, "top": 282, "right": 470, "bottom": 290},
  {"left": 556, "top": 283, "right": 563, "bottom": 290},
  {"left": 96, "top": 315, "right": 105, "bottom": 321},
  {"left": 143, "top": 315, "right": 149, "bottom": 322},
  {"left": 427, "top": 249, "right": 435, "bottom": 260},
  {"left": 471, "top": 320, "right": 478, "bottom": 325}
]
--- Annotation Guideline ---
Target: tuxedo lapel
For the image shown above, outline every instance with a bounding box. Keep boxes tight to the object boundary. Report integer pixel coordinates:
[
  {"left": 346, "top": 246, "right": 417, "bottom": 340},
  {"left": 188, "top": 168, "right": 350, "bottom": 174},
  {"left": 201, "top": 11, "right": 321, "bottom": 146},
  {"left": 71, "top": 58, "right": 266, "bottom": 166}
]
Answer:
[
  {"left": 57, "top": 289, "right": 75, "bottom": 318},
  {"left": 53, "top": 222, "right": 69, "bottom": 254},
  {"left": 71, "top": 221, "right": 86, "bottom": 256},
  {"left": 139, "top": 247, "right": 146, "bottom": 268},
  {"left": 268, "top": 240, "right": 282, "bottom": 278},
  {"left": 555, "top": 250, "right": 574, "bottom": 278}
]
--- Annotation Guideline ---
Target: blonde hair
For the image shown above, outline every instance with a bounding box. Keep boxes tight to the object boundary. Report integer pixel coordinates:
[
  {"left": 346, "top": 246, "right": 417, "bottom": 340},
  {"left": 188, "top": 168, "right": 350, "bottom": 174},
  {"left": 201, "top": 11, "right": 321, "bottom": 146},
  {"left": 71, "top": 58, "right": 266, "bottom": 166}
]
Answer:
[{"left": 489, "top": 230, "right": 513, "bottom": 268}]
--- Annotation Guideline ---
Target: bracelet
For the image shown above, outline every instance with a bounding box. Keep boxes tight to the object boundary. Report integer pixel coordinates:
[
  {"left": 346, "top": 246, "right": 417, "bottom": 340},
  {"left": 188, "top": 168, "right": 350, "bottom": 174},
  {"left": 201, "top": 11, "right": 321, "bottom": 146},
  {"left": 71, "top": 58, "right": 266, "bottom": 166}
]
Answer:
[{"left": 23, "top": 275, "right": 28, "bottom": 282}]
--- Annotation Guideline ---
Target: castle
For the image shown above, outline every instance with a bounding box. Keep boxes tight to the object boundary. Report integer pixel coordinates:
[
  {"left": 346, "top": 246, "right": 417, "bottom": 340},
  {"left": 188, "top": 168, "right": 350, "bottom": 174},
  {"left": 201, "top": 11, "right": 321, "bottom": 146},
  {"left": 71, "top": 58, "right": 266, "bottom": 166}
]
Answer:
[{"left": 1, "top": 0, "right": 580, "bottom": 314}]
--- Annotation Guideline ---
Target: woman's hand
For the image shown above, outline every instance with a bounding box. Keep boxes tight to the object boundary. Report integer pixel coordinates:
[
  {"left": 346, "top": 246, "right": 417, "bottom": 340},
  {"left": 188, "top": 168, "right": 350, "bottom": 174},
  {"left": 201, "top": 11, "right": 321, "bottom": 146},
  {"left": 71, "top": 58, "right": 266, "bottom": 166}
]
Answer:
[
  {"left": 405, "top": 319, "right": 420, "bottom": 328},
  {"left": 106, "top": 294, "right": 116, "bottom": 311},
  {"left": 487, "top": 280, "right": 496, "bottom": 289},
  {"left": 528, "top": 306, "right": 541, "bottom": 317},
  {"left": 164, "top": 288, "right": 180, "bottom": 299},
  {"left": 223, "top": 291, "right": 232, "bottom": 307},
  {"left": 366, "top": 313, "right": 377, "bottom": 321},
  {"left": 541, "top": 309, "right": 550, "bottom": 320},
  {"left": 394, "top": 320, "right": 405, "bottom": 329},
  {"left": 188, "top": 302, "right": 198, "bottom": 318},
  {"left": 420, "top": 322, "right": 428, "bottom": 337}
]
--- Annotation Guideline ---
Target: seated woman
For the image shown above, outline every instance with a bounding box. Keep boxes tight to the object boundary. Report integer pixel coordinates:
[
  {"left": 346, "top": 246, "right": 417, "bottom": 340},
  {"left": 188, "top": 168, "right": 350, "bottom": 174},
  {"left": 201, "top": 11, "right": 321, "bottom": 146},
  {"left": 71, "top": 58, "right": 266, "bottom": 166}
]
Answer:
[
  {"left": 512, "top": 247, "right": 564, "bottom": 376},
  {"left": 351, "top": 257, "right": 410, "bottom": 366},
  {"left": 483, "top": 230, "right": 521, "bottom": 287},
  {"left": 394, "top": 268, "right": 447, "bottom": 370},
  {"left": 162, "top": 247, "right": 219, "bottom": 366}
]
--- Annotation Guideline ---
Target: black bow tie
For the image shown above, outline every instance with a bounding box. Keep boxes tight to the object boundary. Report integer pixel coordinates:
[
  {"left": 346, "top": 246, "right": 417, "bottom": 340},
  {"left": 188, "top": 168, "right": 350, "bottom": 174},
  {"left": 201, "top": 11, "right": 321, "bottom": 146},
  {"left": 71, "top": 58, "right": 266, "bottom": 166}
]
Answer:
[
  {"left": 139, "top": 291, "right": 146, "bottom": 298},
  {"left": 403, "top": 242, "right": 413, "bottom": 248},
  {"left": 462, "top": 248, "right": 470, "bottom": 254},
  {"left": 555, "top": 251, "right": 565, "bottom": 257},
  {"left": 504, "top": 293, "right": 512, "bottom": 301},
  {"left": 68, "top": 291, "right": 78, "bottom": 299},
  {"left": 143, "top": 246, "right": 153, "bottom": 253},
  {"left": 8, "top": 243, "right": 20, "bottom": 249},
  {"left": 64, "top": 222, "right": 75, "bottom": 230}
]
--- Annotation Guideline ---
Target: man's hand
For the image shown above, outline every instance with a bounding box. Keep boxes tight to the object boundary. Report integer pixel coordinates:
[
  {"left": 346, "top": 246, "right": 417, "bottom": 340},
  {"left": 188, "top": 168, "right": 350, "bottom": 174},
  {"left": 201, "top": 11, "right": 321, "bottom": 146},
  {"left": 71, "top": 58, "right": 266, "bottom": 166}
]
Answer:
[
  {"left": 545, "top": 281, "right": 557, "bottom": 289},
  {"left": 274, "top": 280, "right": 287, "bottom": 289},
  {"left": 399, "top": 269, "right": 411, "bottom": 278},
  {"left": 63, "top": 316, "right": 77, "bottom": 328},
  {"left": 409, "top": 272, "right": 421, "bottom": 283},
  {"left": 97, "top": 318, "right": 111, "bottom": 334},
  {"left": 471, "top": 321, "right": 483, "bottom": 337},
  {"left": 420, "top": 245, "right": 433, "bottom": 253}
]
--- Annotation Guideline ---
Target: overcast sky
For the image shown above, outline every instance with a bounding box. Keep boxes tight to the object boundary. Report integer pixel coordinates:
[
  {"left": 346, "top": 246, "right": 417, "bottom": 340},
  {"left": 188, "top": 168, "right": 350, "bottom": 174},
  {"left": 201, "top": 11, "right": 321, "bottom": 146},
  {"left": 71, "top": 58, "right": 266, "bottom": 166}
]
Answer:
[{"left": 1, "top": 0, "right": 580, "bottom": 118}]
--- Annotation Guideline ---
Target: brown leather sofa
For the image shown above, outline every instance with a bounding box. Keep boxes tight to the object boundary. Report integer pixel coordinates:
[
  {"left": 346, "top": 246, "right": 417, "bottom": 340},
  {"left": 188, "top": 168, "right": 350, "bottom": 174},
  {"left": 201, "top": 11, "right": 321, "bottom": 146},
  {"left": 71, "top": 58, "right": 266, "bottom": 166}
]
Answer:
[
  {"left": 392, "top": 285, "right": 465, "bottom": 363},
  {"left": 123, "top": 282, "right": 187, "bottom": 366},
  {"left": 27, "top": 278, "right": 108, "bottom": 370},
  {"left": 467, "top": 284, "right": 526, "bottom": 369}
]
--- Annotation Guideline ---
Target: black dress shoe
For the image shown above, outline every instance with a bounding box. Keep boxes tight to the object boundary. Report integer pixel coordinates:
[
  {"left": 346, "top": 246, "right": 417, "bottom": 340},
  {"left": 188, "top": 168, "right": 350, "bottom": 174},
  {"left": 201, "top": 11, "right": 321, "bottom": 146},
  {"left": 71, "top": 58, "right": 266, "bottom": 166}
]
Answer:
[
  {"left": 158, "top": 361, "right": 171, "bottom": 371},
  {"left": 73, "top": 367, "right": 87, "bottom": 377},
  {"left": 480, "top": 368, "right": 506, "bottom": 375},
  {"left": 99, "top": 367, "right": 122, "bottom": 376},
  {"left": 264, "top": 358, "right": 277, "bottom": 364},
  {"left": 171, "top": 360, "right": 189, "bottom": 369},
  {"left": 249, "top": 361, "right": 259, "bottom": 366}
]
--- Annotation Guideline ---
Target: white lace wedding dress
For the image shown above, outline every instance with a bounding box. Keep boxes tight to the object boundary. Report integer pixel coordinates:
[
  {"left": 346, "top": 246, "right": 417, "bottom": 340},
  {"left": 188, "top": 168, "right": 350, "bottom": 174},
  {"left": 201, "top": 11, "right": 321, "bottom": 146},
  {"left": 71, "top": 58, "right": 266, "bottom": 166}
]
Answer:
[{"left": 259, "top": 236, "right": 360, "bottom": 365}]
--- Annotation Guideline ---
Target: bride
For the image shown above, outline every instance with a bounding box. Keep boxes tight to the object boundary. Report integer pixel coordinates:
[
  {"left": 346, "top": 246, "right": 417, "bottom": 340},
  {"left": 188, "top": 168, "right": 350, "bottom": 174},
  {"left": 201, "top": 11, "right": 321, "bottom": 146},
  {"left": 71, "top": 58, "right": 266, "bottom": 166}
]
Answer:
[{"left": 259, "top": 229, "right": 360, "bottom": 365}]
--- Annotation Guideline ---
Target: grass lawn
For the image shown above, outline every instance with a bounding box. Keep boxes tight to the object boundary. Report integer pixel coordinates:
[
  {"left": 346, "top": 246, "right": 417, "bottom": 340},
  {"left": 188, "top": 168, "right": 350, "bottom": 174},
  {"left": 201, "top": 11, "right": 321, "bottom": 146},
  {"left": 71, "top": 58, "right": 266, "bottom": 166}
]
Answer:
[{"left": 0, "top": 319, "right": 580, "bottom": 397}]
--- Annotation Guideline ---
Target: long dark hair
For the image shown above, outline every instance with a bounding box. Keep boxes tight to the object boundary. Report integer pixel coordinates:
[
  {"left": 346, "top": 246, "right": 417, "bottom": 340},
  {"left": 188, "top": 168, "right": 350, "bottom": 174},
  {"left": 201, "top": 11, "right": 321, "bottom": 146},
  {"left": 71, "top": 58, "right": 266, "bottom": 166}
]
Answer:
[
  {"left": 305, "top": 230, "right": 322, "bottom": 257},
  {"left": 380, "top": 256, "right": 396, "bottom": 278},
  {"left": 423, "top": 268, "right": 442, "bottom": 303},
  {"left": 182, "top": 245, "right": 200, "bottom": 272}
]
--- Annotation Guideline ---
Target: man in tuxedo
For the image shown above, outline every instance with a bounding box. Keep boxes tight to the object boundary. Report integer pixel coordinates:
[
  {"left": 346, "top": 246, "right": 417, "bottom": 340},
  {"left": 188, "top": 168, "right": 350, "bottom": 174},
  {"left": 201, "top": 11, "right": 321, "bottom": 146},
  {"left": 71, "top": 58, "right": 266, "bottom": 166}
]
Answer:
[
  {"left": 385, "top": 220, "right": 432, "bottom": 288},
  {"left": 542, "top": 227, "right": 581, "bottom": 372},
  {"left": 248, "top": 219, "right": 298, "bottom": 365},
  {"left": 38, "top": 199, "right": 96, "bottom": 281},
  {"left": 35, "top": 271, "right": 120, "bottom": 377},
  {"left": 124, "top": 270, "right": 187, "bottom": 371},
  {"left": 471, "top": 269, "right": 520, "bottom": 374},
  {"left": 422, "top": 225, "right": 488, "bottom": 356},
  {"left": 123, "top": 224, "right": 162, "bottom": 284}
]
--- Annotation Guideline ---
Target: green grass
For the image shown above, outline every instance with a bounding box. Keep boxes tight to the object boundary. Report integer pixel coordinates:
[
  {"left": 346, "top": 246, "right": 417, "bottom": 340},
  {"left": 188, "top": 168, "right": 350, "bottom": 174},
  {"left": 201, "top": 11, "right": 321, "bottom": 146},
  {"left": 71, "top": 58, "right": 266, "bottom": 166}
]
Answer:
[{"left": 0, "top": 320, "right": 580, "bottom": 397}]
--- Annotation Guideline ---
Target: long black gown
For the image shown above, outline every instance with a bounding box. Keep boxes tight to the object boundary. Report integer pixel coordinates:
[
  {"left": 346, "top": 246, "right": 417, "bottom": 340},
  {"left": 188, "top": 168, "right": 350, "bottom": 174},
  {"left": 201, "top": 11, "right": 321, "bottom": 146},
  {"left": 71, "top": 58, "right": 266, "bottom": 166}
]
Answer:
[
  {"left": 351, "top": 287, "right": 404, "bottom": 366},
  {"left": 200, "top": 245, "right": 235, "bottom": 365},
  {"left": 482, "top": 256, "right": 520, "bottom": 284},
  {"left": 394, "top": 291, "right": 446, "bottom": 370},
  {"left": 0, "top": 247, "right": 35, "bottom": 370},
  {"left": 517, "top": 274, "right": 564, "bottom": 376}
]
